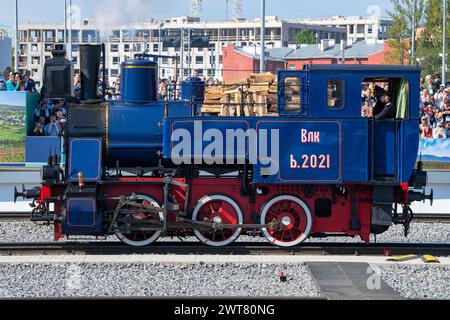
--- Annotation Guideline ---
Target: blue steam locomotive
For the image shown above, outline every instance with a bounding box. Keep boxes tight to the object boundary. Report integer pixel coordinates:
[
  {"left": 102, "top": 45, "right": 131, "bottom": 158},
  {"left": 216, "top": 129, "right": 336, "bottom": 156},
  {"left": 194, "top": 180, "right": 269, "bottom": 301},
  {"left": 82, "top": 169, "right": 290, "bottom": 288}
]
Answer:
[{"left": 15, "top": 44, "right": 432, "bottom": 247}]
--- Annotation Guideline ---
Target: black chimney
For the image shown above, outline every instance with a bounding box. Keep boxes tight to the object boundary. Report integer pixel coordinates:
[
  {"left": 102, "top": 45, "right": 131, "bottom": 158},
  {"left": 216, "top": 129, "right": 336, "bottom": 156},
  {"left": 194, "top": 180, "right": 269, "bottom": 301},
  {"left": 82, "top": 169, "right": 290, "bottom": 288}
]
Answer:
[
  {"left": 79, "top": 44, "right": 102, "bottom": 101},
  {"left": 43, "top": 44, "right": 73, "bottom": 99}
]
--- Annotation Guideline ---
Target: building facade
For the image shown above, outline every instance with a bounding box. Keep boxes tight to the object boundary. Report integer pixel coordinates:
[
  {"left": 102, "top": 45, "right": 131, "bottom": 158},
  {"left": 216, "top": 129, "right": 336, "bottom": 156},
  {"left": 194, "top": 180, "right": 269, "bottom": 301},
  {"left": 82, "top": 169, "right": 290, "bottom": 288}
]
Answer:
[
  {"left": 223, "top": 40, "right": 391, "bottom": 81},
  {"left": 294, "top": 16, "right": 393, "bottom": 44},
  {"left": 18, "top": 16, "right": 347, "bottom": 86}
]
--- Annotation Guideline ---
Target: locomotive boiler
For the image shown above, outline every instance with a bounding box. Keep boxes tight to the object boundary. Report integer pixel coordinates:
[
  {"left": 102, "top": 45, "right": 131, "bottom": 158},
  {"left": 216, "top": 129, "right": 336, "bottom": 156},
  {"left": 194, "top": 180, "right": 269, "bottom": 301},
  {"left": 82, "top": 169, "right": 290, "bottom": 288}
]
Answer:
[{"left": 15, "top": 44, "right": 433, "bottom": 247}]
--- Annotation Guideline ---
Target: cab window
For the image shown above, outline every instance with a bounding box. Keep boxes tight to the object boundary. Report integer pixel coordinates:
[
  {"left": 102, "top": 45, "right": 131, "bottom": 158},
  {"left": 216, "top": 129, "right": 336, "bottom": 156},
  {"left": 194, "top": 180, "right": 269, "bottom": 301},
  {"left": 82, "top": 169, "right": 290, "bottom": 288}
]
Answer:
[
  {"left": 361, "top": 77, "right": 409, "bottom": 120},
  {"left": 284, "top": 77, "right": 301, "bottom": 112},
  {"left": 327, "top": 80, "right": 345, "bottom": 109}
]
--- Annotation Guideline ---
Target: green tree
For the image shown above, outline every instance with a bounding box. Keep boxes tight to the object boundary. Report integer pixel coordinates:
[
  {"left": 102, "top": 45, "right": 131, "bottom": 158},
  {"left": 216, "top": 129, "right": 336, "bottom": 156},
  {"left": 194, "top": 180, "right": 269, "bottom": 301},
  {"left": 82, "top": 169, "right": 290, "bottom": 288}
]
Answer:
[
  {"left": 416, "top": 0, "right": 450, "bottom": 77},
  {"left": 294, "top": 30, "right": 317, "bottom": 45},
  {"left": 386, "top": 0, "right": 426, "bottom": 65}
]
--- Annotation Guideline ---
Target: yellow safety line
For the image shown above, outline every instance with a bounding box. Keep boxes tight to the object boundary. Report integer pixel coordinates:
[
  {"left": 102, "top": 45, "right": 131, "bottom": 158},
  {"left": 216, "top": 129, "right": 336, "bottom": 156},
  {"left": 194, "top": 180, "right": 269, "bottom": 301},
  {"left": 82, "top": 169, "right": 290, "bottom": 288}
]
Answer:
[
  {"left": 421, "top": 255, "right": 440, "bottom": 264},
  {"left": 387, "top": 255, "right": 420, "bottom": 262},
  {"left": 121, "top": 66, "right": 158, "bottom": 69}
]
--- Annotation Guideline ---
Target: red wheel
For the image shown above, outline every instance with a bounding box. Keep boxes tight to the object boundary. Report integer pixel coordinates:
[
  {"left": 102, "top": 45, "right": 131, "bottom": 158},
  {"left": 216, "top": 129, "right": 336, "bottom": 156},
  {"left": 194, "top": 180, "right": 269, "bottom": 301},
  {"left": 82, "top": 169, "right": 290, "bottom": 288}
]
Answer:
[
  {"left": 260, "top": 195, "right": 313, "bottom": 247},
  {"left": 192, "top": 195, "right": 243, "bottom": 247},
  {"left": 115, "top": 195, "right": 163, "bottom": 247}
]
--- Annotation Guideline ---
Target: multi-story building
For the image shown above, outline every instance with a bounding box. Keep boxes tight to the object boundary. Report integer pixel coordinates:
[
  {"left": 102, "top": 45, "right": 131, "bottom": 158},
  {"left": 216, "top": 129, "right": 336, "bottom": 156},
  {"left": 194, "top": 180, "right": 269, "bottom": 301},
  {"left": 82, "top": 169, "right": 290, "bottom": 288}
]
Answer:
[
  {"left": 18, "top": 16, "right": 347, "bottom": 86},
  {"left": 294, "top": 16, "right": 393, "bottom": 44}
]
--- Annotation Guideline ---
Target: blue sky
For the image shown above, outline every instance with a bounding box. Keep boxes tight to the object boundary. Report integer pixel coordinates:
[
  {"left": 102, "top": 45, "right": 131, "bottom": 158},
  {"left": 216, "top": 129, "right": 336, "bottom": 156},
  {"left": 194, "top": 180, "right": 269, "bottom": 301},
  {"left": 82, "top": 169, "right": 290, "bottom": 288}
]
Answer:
[{"left": 0, "top": 0, "right": 393, "bottom": 34}]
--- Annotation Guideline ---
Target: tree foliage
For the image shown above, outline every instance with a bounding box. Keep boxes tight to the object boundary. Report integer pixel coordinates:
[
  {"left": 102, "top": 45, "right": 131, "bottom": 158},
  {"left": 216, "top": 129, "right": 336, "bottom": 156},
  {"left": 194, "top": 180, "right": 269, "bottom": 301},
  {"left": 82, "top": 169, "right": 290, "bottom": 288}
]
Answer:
[
  {"left": 386, "top": 0, "right": 426, "bottom": 65},
  {"left": 416, "top": 0, "right": 450, "bottom": 77},
  {"left": 294, "top": 30, "right": 317, "bottom": 45}
]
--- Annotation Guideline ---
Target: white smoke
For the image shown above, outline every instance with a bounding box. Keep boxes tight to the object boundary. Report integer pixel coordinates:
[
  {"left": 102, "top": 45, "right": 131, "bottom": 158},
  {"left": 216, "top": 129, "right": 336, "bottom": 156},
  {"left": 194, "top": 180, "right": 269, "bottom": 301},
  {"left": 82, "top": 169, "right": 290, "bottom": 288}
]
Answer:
[{"left": 91, "top": 0, "right": 151, "bottom": 40}]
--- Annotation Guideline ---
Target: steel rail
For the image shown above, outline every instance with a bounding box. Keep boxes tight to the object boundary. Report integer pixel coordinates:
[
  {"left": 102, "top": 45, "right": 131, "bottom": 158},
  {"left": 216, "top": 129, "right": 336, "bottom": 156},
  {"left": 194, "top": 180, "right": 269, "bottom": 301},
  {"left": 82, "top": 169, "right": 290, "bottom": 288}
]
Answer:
[{"left": 0, "top": 242, "right": 449, "bottom": 257}]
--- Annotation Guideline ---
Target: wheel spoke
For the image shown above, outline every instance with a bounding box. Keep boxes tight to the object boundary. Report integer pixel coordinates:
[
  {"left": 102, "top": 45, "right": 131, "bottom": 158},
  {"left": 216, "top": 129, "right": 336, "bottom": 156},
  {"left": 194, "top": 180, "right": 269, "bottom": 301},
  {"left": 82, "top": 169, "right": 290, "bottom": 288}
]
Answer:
[
  {"left": 261, "top": 196, "right": 312, "bottom": 247},
  {"left": 193, "top": 196, "right": 242, "bottom": 247}
]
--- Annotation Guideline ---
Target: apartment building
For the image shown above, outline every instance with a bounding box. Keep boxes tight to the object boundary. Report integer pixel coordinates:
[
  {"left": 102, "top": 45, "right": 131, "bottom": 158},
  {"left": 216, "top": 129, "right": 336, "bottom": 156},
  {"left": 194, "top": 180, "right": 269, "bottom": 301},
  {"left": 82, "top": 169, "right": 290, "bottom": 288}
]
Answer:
[
  {"left": 295, "top": 16, "right": 393, "bottom": 44},
  {"left": 18, "top": 16, "right": 347, "bottom": 86}
]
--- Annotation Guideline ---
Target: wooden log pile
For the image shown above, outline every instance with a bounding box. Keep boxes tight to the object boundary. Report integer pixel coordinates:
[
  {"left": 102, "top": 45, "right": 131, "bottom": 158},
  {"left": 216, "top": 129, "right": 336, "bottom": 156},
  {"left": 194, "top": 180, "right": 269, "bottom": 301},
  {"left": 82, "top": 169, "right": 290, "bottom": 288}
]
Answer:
[{"left": 202, "top": 73, "right": 279, "bottom": 116}]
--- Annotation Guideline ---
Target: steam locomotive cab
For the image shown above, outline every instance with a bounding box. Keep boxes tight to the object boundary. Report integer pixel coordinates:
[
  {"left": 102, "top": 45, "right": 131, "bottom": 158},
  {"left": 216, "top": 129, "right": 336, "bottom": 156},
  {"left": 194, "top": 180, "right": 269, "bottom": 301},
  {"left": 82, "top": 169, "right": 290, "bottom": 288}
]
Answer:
[{"left": 15, "top": 44, "right": 432, "bottom": 247}]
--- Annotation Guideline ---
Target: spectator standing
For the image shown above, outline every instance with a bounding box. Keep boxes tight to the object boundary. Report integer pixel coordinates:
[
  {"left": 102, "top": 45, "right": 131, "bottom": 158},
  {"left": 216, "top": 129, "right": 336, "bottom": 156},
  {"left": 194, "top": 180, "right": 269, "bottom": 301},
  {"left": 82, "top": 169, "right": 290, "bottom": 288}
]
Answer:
[
  {"left": 33, "top": 122, "right": 45, "bottom": 136},
  {"left": 14, "top": 73, "right": 24, "bottom": 91},
  {"left": 74, "top": 74, "right": 81, "bottom": 100},
  {"left": 441, "top": 100, "right": 450, "bottom": 122},
  {"left": 446, "top": 122, "right": 450, "bottom": 138},
  {"left": 56, "top": 110, "right": 66, "bottom": 132},
  {"left": 425, "top": 75, "right": 435, "bottom": 96},
  {"left": 44, "top": 115, "right": 62, "bottom": 137},
  {"left": 34, "top": 100, "right": 50, "bottom": 122},
  {"left": 6, "top": 73, "right": 19, "bottom": 91},
  {"left": 433, "top": 122, "right": 447, "bottom": 139},
  {"left": 1, "top": 67, "right": 11, "bottom": 90},
  {"left": 23, "top": 70, "right": 37, "bottom": 92},
  {"left": 159, "top": 79, "right": 167, "bottom": 100}
]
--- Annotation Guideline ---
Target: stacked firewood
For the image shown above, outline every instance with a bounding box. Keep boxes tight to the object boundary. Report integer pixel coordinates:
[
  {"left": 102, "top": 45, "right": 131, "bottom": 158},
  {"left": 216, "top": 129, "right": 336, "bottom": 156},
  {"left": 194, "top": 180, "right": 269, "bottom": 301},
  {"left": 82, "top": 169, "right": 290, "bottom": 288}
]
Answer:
[{"left": 202, "top": 73, "right": 279, "bottom": 116}]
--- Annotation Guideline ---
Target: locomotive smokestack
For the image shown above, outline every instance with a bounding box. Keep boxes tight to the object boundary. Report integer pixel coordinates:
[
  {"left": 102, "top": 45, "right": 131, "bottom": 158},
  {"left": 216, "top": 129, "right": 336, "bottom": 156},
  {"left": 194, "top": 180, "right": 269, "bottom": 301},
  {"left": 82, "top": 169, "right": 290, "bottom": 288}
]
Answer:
[{"left": 79, "top": 44, "right": 102, "bottom": 101}]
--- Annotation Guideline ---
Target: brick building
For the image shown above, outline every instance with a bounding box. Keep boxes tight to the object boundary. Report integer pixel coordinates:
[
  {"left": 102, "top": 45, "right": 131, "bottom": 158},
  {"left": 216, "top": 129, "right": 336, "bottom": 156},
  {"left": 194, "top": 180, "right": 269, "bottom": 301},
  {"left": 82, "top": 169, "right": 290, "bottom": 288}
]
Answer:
[{"left": 222, "top": 40, "right": 392, "bottom": 81}]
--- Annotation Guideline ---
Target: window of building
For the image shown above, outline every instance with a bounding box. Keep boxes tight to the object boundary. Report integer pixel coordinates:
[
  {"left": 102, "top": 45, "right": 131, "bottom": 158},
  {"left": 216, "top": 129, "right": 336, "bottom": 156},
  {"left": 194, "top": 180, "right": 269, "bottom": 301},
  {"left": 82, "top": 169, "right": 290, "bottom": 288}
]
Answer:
[
  {"left": 134, "top": 44, "right": 142, "bottom": 52},
  {"left": 112, "top": 57, "right": 120, "bottom": 65},
  {"left": 57, "top": 30, "right": 64, "bottom": 41},
  {"left": 153, "top": 43, "right": 159, "bottom": 52},
  {"left": 357, "top": 24, "right": 365, "bottom": 34},
  {"left": 368, "top": 25, "right": 373, "bottom": 34},
  {"left": 72, "top": 57, "right": 77, "bottom": 64},
  {"left": 195, "top": 56, "right": 203, "bottom": 64},
  {"left": 31, "top": 44, "right": 38, "bottom": 52},
  {"left": 111, "top": 44, "right": 119, "bottom": 52},
  {"left": 31, "top": 69, "right": 38, "bottom": 77},
  {"left": 124, "top": 44, "right": 130, "bottom": 52},
  {"left": 349, "top": 25, "right": 354, "bottom": 34},
  {"left": 327, "top": 80, "right": 345, "bottom": 109},
  {"left": 111, "top": 69, "right": 119, "bottom": 77}
]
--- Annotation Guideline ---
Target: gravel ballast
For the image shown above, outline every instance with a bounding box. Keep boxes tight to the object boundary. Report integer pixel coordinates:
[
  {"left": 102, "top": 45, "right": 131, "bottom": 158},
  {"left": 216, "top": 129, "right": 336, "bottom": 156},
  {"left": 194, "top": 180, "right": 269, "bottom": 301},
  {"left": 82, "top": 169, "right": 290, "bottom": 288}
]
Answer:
[
  {"left": 0, "top": 263, "right": 319, "bottom": 298},
  {"left": 377, "top": 265, "right": 450, "bottom": 300},
  {"left": 0, "top": 221, "right": 448, "bottom": 244}
]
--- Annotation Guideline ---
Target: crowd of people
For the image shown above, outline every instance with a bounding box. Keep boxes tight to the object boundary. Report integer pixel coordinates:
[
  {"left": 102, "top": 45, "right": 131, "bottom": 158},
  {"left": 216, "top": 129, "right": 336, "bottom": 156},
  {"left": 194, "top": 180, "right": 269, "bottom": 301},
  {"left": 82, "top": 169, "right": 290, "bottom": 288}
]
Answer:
[
  {"left": 361, "top": 82, "right": 396, "bottom": 121},
  {"left": 32, "top": 98, "right": 67, "bottom": 137},
  {"left": 360, "top": 73, "right": 450, "bottom": 140},
  {"left": 0, "top": 67, "right": 37, "bottom": 92},
  {"left": 419, "top": 74, "right": 450, "bottom": 139}
]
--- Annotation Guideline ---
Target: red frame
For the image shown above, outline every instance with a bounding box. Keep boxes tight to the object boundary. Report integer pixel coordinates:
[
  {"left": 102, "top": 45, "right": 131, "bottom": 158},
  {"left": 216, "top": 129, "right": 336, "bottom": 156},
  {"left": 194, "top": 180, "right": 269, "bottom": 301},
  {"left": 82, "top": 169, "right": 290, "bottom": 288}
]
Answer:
[{"left": 48, "top": 176, "right": 380, "bottom": 243}]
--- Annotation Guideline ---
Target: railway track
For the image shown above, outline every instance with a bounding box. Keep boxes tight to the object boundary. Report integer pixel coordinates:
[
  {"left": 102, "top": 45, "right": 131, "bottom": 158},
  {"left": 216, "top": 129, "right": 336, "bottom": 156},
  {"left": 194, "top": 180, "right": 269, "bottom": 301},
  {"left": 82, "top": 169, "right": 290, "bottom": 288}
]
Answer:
[{"left": 0, "top": 242, "right": 449, "bottom": 257}]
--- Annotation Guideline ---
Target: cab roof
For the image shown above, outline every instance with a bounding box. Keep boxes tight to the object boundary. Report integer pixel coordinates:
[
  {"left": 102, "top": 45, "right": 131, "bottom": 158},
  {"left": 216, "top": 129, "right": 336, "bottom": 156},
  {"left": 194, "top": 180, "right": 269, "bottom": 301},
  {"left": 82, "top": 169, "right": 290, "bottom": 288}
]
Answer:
[{"left": 304, "top": 64, "right": 421, "bottom": 72}]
